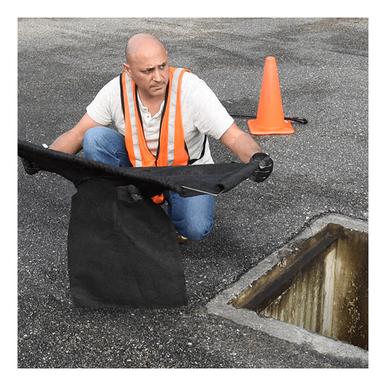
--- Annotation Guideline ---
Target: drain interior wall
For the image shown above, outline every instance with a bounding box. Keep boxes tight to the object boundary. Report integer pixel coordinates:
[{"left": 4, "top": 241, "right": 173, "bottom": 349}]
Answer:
[
  {"left": 332, "top": 229, "right": 368, "bottom": 349},
  {"left": 259, "top": 229, "right": 368, "bottom": 350}
]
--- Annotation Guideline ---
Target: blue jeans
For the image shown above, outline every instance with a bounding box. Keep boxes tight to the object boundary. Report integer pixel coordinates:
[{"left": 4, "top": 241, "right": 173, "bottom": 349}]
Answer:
[{"left": 83, "top": 127, "right": 215, "bottom": 240}]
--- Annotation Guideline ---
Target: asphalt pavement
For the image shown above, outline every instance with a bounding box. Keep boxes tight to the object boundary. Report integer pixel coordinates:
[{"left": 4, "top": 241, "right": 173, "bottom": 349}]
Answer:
[{"left": 17, "top": 18, "right": 368, "bottom": 368}]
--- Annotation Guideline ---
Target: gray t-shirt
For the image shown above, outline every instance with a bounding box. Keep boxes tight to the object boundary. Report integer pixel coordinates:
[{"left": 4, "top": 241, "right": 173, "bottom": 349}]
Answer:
[{"left": 86, "top": 72, "right": 234, "bottom": 165}]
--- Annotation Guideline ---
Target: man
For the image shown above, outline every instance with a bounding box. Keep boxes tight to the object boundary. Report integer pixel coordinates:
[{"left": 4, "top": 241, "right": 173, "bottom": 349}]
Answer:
[{"left": 34, "top": 33, "right": 273, "bottom": 241}]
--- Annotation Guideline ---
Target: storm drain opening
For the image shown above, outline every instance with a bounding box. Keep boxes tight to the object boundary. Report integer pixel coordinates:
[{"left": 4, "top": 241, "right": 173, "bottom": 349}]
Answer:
[{"left": 230, "top": 223, "right": 368, "bottom": 351}]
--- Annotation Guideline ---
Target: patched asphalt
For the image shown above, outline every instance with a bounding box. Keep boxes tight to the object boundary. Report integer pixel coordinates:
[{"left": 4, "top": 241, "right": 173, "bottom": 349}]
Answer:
[{"left": 18, "top": 18, "right": 368, "bottom": 368}]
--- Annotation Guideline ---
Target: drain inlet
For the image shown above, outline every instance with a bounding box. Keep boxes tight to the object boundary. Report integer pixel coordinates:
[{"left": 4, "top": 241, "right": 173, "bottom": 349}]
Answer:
[{"left": 207, "top": 215, "right": 368, "bottom": 363}]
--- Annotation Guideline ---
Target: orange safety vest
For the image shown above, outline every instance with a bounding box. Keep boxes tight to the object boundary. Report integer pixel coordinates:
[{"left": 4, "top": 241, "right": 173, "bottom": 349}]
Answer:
[{"left": 120, "top": 67, "right": 190, "bottom": 204}]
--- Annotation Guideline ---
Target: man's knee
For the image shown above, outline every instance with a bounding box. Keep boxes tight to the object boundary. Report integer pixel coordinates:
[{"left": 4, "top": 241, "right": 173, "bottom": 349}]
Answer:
[
  {"left": 83, "top": 127, "right": 126, "bottom": 165},
  {"left": 83, "top": 126, "right": 108, "bottom": 151},
  {"left": 168, "top": 193, "right": 215, "bottom": 241},
  {"left": 182, "top": 220, "right": 214, "bottom": 241}
]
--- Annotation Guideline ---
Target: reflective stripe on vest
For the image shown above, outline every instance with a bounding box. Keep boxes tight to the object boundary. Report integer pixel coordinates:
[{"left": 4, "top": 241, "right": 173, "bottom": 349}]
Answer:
[{"left": 121, "top": 67, "right": 190, "bottom": 168}]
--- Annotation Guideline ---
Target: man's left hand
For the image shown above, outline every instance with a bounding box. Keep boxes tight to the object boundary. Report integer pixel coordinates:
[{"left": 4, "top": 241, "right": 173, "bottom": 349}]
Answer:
[{"left": 249, "top": 152, "right": 273, "bottom": 183}]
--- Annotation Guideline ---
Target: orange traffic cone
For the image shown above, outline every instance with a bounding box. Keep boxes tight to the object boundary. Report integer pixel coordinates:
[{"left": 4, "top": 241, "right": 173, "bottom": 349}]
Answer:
[{"left": 248, "top": 56, "right": 294, "bottom": 135}]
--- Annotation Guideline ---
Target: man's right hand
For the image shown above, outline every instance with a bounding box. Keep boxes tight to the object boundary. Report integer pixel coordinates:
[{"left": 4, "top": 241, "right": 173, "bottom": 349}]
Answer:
[{"left": 21, "top": 158, "right": 40, "bottom": 175}]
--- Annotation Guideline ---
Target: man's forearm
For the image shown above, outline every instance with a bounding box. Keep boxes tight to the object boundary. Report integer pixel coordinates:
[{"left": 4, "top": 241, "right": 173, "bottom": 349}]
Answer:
[
  {"left": 49, "top": 128, "right": 84, "bottom": 154},
  {"left": 48, "top": 113, "right": 101, "bottom": 154},
  {"left": 220, "top": 123, "right": 263, "bottom": 163},
  {"left": 231, "top": 131, "right": 263, "bottom": 163}
]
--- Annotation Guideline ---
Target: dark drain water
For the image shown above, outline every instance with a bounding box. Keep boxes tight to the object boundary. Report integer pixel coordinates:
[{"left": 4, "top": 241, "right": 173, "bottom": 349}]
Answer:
[{"left": 231, "top": 223, "right": 368, "bottom": 350}]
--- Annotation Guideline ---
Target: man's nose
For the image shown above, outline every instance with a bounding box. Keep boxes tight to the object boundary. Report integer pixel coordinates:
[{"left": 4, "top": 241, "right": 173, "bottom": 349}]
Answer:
[{"left": 153, "top": 68, "right": 162, "bottom": 82}]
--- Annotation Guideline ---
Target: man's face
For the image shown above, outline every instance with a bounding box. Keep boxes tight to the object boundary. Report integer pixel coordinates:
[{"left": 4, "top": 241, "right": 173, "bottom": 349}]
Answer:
[{"left": 124, "top": 45, "right": 169, "bottom": 99}]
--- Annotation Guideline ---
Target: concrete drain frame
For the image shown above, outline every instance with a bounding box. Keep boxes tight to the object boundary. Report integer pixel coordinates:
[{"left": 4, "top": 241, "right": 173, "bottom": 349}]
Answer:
[{"left": 207, "top": 214, "right": 368, "bottom": 365}]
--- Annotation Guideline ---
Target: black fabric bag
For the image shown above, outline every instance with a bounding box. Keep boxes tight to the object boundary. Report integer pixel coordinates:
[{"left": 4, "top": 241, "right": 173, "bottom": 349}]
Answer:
[
  {"left": 68, "top": 179, "right": 186, "bottom": 308},
  {"left": 18, "top": 141, "right": 260, "bottom": 197},
  {"left": 18, "top": 140, "right": 262, "bottom": 309}
]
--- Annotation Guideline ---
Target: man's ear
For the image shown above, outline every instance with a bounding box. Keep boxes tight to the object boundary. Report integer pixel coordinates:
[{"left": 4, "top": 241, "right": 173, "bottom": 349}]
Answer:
[{"left": 122, "top": 63, "right": 131, "bottom": 75}]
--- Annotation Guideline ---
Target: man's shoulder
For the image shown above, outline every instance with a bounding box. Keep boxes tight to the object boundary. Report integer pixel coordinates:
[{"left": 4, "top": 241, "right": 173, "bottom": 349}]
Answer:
[
  {"left": 181, "top": 70, "right": 200, "bottom": 84},
  {"left": 180, "top": 70, "right": 210, "bottom": 94}
]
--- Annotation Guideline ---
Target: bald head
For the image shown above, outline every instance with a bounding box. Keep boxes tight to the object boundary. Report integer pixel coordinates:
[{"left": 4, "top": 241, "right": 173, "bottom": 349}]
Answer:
[
  {"left": 125, "top": 33, "right": 167, "bottom": 63},
  {"left": 123, "top": 33, "right": 170, "bottom": 99}
]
